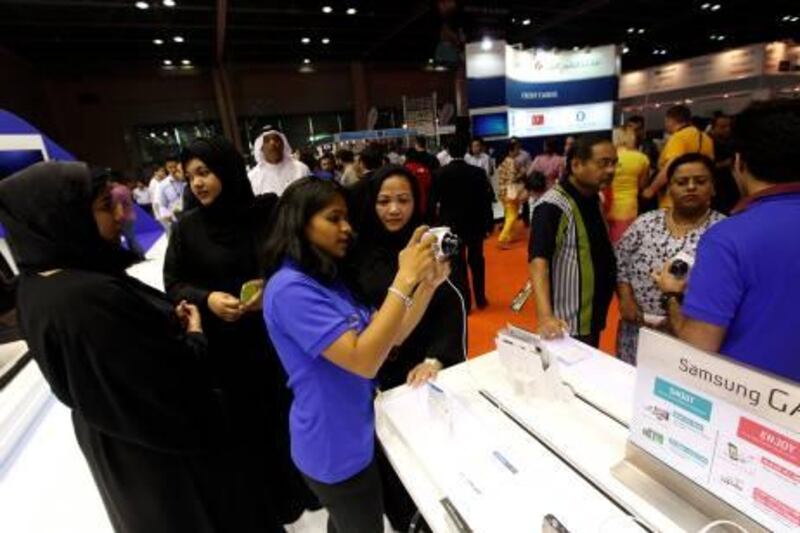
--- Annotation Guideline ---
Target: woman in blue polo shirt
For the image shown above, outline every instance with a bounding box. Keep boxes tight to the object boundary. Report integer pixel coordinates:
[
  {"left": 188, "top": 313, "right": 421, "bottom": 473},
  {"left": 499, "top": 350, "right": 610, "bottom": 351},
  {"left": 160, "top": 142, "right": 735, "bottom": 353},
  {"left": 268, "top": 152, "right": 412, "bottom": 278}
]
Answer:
[{"left": 262, "top": 177, "right": 448, "bottom": 533}]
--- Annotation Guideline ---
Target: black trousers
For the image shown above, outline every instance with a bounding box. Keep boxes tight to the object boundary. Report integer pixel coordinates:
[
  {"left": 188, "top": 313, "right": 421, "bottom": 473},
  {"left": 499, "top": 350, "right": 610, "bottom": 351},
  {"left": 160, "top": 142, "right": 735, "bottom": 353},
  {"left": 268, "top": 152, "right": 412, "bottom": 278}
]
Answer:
[
  {"left": 574, "top": 332, "right": 601, "bottom": 348},
  {"left": 303, "top": 460, "right": 384, "bottom": 533},
  {"left": 72, "top": 411, "right": 282, "bottom": 533},
  {"left": 463, "top": 235, "right": 487, "bottom": 306}
]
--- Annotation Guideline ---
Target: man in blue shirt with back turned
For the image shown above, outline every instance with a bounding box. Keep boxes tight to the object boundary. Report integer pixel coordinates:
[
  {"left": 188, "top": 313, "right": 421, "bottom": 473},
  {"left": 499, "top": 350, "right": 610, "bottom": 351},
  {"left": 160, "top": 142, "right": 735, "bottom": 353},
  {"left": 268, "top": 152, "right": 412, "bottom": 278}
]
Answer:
[{"left": 655, "top": 100, "right": 800, "bottom": 382}]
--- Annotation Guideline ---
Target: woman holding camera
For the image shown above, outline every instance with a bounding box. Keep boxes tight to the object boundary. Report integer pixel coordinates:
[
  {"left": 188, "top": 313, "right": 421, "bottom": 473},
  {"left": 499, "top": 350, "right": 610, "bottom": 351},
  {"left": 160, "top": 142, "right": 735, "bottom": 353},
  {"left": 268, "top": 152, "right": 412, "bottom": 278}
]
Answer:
[
  {"left": 615, "top": 153, "right": 725, "bottom": 364},
  {"left": 262, "top": 177, "right": 449, "bottom": 533},
  {"left": 347, "top": 165, "right": 465, "bottom": 390},
  {"left": 346, "top": 165, "right": 466, "bottom": 531}
]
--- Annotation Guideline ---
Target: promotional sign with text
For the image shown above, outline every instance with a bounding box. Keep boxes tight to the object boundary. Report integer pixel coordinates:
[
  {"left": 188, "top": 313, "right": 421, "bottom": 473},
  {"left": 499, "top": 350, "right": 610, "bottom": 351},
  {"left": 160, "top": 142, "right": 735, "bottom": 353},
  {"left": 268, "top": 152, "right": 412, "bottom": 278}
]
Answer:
[
  {"left": 631, "top": 329, "right": 799, "bottom": 532},
  {"left": 508, "top": 102, "right": 614, "bottom": 138},
  {"left": 466, "top": 41, "right": 618, "bottom": 139}
]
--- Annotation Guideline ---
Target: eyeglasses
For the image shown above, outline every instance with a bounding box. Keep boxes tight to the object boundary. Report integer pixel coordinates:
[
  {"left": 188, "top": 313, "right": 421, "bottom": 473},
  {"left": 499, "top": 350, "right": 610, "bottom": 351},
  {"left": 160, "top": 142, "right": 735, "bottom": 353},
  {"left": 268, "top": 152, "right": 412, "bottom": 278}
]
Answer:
[{"left": 590, "top": 158, "right": 619, "bottom": 169}]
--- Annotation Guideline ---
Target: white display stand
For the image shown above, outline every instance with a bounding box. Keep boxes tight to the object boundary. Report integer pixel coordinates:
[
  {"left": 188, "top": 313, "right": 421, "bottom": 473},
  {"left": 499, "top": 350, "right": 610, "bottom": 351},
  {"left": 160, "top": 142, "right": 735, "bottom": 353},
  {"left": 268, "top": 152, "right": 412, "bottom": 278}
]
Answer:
[
  {"left": 615, "top": 329, "right": 800, "bottom": 533},
  {"left": 377, "top": 329, "right": 799, "bottom": 533},
  {"left": 376, "top": 335, "right": 692, "bottom": 533}
]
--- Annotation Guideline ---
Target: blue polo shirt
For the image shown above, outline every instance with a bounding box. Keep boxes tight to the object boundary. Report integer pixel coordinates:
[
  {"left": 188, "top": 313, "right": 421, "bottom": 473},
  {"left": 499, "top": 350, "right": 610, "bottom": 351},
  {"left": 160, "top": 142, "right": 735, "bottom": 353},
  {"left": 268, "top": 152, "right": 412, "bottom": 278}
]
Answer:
[
  {"left": 263, "top": 261, "right": 375, "bottom": 483},
  {"left": 683, "top": 187, "right": 800, "bottom": 382}
]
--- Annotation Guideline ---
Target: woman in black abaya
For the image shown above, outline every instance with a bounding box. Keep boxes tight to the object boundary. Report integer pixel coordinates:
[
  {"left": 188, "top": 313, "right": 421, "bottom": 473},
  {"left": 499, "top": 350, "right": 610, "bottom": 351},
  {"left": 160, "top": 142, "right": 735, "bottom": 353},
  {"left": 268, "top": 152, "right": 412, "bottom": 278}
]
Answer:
[
  {"left": 0, "top": 161, "right": 256, "bottom": 532},
  {"left": 163, "top": 137, "right": 316, "bottom": 528}
]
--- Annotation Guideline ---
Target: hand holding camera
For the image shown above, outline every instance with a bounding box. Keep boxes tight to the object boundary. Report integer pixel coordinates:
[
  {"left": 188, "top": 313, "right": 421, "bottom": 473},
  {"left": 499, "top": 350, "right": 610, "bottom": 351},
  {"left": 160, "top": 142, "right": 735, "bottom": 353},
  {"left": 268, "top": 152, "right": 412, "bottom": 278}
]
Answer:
[
  {"left": 395, "top": 226, "right": 437, "bottom": 294},
  {"left": 652, "top": 252, "right": 694, "bottom": 295}
]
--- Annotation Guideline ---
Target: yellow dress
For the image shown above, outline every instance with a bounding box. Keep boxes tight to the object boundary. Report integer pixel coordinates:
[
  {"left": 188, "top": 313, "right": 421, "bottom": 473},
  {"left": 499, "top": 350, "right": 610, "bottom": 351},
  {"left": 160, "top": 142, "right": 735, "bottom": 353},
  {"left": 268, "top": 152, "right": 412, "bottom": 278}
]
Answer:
[{"left": 609, "top": 148, "right": 649, "bottom": 222}]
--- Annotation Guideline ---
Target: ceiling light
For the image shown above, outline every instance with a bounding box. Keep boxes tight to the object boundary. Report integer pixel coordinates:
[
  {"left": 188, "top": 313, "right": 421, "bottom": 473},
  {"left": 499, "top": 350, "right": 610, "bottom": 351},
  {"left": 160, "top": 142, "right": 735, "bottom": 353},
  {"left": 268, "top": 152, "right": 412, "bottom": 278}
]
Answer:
[
  {"left": 522, "top": 18, "right": 531, "bottom": 26},
  {"left": 163, "top": 59, "right": 172, "bottom": 66},
  {"left": 622, "top": 45, "right": 630, "bottom": 54},
  {"left": 710, "top": 4, "right": 721, "bottom": 11},
  {"left": 303, "top": 58, "right": 311, "bottom": 64},
  {"left": 637, "top": 28, "right": 645, "bottom": 34},
  {"left": 322, "top": 5, "right": 332, "bottom": 13},
  {"left": 321, "top": 37, "right": 330, "bottom": 44},
  {"left": 173, "top": 35, "right": 184, "bottom": 43},
  {"left": 481, "top": 37, "right": 493, "bottom": 51},
  {"left": 792, "top": 16, "right": 800, "bottom": 23},
  {"left": 301, "top": 37, "right": 310, "bottom": 44},
  {"left": 701, "top": 2, "right": 711, "bottom": 8},
  {"left": 181, "top": 59, "right": 191, "bottom": 66},
  {"left": 135, "top": 1, "right": 149, "bottom": 9},
  {"left": 346, "top": 7, "right": 357, "bottom": 15},
  {"left": 153, "top": 38, "right": 164, "bottom": 45},
  {"left": 428, "top": 58, "right": 434, "bottom": 64},
  {"left": 162, "top": 0, "right": 175, "bottom": 6},
  {"left": 627, "top": 27, "right": 635, "bottom": 34}
]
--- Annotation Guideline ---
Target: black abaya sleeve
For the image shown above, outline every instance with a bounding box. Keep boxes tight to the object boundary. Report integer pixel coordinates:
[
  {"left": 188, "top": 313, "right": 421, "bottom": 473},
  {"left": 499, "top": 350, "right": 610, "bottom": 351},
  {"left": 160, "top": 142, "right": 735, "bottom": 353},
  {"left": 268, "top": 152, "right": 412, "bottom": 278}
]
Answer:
[
  {"left": 417, "top": 283, "right": 465, "bottom": 369},
  {"left": 163, "top": 219, "right": 212, "bottom": 307},
  {"left": 25, "top": 273, "right": 224, "bottom": 453}
]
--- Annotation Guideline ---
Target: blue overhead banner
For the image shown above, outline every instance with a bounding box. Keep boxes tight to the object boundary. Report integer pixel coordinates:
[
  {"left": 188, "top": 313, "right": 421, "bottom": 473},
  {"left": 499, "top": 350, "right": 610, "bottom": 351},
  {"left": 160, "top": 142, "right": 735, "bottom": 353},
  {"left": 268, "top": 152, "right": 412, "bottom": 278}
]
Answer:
[
  {"left": 0, "top": 110, "right": 74, "bottom": 161},
  {"left": 505, "top": 76, "right": 618, "bottom": 108}
]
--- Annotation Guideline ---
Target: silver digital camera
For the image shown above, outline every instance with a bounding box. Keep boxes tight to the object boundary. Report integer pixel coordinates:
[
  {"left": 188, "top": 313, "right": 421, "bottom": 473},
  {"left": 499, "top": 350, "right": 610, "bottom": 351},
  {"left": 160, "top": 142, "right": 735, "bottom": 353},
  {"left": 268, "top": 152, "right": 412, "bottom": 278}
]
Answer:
[{"left": 424, "top": 227, "right": 460, "bottom": 262}]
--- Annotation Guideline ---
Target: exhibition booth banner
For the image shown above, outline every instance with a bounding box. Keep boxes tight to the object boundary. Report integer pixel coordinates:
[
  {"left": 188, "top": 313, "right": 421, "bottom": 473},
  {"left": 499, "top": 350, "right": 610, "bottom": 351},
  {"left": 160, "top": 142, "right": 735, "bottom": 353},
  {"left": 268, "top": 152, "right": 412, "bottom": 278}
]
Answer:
[
  {"left": 619, "top": 41, "right": 800, "bottom": 99},
  {"left": 466, "top": 41, "right": 618, "bottom": 138},
  {"left": 631, "top": 329, "right": 800, "bottom": 531}
]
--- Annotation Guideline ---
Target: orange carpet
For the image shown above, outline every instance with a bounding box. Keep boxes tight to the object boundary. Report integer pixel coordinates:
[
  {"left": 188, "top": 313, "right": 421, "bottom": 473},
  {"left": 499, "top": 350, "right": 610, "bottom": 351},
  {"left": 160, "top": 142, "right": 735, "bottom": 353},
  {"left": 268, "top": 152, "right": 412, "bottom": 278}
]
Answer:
[{"left": 466, "top": 223, "right": 620, "bottom": 358}]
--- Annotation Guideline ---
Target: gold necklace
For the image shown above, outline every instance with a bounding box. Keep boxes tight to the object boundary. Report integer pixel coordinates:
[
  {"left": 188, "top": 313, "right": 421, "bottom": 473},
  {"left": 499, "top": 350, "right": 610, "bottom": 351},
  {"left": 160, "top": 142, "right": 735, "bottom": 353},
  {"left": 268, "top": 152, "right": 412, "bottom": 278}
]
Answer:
[{"left": 668, "top": 209, "right": 711, "bottom": 236}]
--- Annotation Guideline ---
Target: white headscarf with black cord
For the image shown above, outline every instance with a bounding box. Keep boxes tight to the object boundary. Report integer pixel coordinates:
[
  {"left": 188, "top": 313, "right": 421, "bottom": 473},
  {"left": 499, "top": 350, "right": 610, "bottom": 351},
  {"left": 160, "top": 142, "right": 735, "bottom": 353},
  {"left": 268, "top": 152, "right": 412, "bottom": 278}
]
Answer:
[{"left": 248, "top": 128, "right": 310, "bottom": 196}]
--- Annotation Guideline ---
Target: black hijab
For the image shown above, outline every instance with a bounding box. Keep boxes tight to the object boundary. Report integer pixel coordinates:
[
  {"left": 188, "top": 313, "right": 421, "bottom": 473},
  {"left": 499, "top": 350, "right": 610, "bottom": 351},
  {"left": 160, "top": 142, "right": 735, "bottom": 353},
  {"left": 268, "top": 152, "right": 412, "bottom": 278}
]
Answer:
[
  {"left": 0, "top": 161, "right": 137, "bottom": 275},
  {"left": 347, "top": 165, "right": 423, "bottom": 306},
  {"left": 355, "top": 164, "right": 422, "bottom": 252},
  {"left": 180, "top": 137, "right": 259, "bottom": 242},
  {"left": 181, "top": 137, "right": 255, "bottom": 221}
]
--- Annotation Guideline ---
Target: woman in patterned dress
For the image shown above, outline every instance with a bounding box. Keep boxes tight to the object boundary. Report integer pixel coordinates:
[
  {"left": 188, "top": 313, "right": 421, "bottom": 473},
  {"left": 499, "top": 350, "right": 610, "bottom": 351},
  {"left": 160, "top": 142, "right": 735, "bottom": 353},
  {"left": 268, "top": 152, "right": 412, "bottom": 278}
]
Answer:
[{"left": 615, "top": 153, "right": 726, "bottom": 364}]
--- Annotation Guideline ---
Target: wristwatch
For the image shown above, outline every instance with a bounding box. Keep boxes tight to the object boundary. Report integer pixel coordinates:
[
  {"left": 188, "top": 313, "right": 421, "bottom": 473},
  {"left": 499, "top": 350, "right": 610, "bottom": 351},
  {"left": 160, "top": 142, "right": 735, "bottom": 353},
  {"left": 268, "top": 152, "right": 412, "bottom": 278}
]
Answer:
[{"left": 660, "top": 292, "right": 684, "bottom": 311}]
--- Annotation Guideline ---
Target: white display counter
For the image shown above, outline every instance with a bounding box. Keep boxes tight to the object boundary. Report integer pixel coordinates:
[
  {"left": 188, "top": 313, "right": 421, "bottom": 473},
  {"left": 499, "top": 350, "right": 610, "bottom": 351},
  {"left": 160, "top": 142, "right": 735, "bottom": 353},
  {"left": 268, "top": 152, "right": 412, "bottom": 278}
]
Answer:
[{"left": 376, "top": 338, "right": 702, "bottom": 533}]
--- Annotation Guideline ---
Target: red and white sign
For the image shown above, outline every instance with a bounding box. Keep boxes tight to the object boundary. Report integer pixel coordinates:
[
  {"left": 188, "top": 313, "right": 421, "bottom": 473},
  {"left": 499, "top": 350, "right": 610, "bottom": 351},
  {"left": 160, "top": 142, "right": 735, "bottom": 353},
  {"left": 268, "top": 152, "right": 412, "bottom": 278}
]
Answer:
[
  {"left": 754, "top": 488, "right": 800, "bottom": 527},
  {"left": 508, "top": 102, "right": 613, "bottom": 138},
  {"left": 738, "top": 417, "right": 800, "bottom": 467}
]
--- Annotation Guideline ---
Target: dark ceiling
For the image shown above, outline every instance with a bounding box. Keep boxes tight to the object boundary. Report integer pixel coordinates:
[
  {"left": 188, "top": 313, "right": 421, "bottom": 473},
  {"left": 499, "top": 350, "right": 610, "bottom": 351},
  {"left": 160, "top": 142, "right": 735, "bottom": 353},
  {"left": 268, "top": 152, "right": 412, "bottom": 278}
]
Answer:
[{"left": 0, "top": 0, "right": 798, "bottom": 72}]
